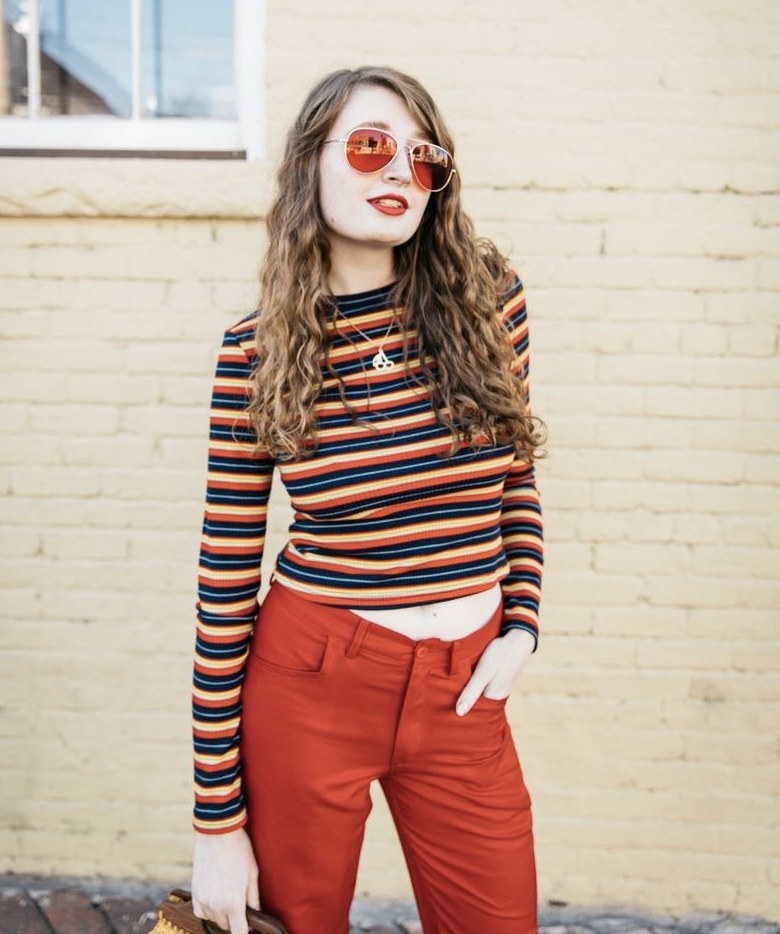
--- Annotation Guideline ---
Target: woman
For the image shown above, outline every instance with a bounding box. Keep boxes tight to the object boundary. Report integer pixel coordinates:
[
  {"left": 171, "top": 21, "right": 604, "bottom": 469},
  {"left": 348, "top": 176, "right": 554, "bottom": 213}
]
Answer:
[{"left": 190, "top": 65, "right": 545, "bottom": 934}]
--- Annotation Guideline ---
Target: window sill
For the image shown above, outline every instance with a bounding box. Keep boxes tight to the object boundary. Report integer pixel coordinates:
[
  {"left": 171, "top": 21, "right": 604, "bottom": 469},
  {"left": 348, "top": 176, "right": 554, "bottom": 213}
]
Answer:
[{"left": 0, "top": 155, "right": 273, "bottom": 219}]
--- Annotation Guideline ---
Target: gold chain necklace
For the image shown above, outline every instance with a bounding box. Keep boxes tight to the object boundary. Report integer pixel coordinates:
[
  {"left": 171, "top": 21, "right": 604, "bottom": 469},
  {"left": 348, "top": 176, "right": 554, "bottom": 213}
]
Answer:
[{"left": 338, "top": 312, "right": 397, "bottom": 371}]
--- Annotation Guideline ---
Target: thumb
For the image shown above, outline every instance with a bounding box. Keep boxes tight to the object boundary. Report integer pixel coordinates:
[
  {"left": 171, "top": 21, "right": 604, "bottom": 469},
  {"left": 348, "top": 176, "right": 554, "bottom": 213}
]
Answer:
[{"left": 246, "top": 874, "right": 260, "bottom": 912}]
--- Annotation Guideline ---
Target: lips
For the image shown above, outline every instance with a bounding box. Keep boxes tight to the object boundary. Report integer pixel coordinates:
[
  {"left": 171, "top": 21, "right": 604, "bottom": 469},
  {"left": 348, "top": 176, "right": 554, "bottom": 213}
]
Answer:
[{"left": 367, "top": 194, "right": 409, "bottom": 216}]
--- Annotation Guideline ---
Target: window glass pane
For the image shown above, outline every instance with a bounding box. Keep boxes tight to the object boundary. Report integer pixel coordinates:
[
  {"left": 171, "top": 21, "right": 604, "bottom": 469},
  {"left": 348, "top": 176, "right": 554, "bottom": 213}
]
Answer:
[
  {"left": 142, "top": 0, "right": 234, "bottom": 119},
  {"left": 1, "top": 0, "right": 235, "bottom": 121},
  {"left": 40, "top": 0, "right": 131, "bottom": 115},
  {"left": 2, "top": 0, "right": 30, "bottom": 115}
]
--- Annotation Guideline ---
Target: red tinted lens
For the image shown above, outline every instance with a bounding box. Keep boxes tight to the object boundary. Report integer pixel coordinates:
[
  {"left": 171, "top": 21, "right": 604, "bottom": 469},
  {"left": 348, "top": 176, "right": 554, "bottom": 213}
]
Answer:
[
  {"left": 344, "top": 128, "right": 397, "bottom": 173},
  {"left": 410, "top": 143, "right": 452, "bottom": 192}
]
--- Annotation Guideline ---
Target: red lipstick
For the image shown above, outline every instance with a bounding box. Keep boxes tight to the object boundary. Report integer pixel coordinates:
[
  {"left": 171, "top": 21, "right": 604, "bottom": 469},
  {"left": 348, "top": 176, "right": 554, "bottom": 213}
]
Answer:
[{"left": 367, "top": 194, "right": 409, "bottom": 216}]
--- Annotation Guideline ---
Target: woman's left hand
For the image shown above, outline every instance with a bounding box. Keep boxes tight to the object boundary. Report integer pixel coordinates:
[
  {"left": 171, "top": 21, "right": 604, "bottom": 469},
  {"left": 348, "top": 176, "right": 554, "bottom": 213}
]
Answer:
[{"left": 455, "top": 628, "right": 536, "bottom": 716}]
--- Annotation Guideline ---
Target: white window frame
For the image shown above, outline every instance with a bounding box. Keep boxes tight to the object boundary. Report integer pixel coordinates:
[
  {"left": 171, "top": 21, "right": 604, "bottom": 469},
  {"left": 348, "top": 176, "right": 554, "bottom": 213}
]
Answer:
[{"left": 0, "top": 0, "right": 265, "bottom": 160}]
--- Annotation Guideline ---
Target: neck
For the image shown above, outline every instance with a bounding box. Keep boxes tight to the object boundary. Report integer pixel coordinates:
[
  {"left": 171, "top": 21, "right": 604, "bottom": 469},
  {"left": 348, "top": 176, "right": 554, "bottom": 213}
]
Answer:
[{"left": 327, "top": 243, "right": 395, "bottom": 296}]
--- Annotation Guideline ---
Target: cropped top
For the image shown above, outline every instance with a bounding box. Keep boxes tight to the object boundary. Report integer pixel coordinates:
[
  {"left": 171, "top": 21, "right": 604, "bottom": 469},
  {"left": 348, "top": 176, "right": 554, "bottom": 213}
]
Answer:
[{"left": 192, "top": 275, "right": 544, "bottom": 832}]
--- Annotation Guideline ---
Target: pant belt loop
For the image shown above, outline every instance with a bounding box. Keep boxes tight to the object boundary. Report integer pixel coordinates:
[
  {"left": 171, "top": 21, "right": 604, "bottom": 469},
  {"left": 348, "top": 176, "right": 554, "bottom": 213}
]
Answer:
[
  {"left": 345, "top": 617, "right": 370, "bottom": 658},
  {"left": 448, "top": 640, "right": 461, "bottom": 678}
]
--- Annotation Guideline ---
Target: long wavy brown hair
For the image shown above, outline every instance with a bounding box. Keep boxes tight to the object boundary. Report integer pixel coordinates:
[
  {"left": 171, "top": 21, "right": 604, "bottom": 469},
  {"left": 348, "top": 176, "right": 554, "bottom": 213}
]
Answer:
[{"left": 249, "top": 65, "right": 545, "bottom": 462}]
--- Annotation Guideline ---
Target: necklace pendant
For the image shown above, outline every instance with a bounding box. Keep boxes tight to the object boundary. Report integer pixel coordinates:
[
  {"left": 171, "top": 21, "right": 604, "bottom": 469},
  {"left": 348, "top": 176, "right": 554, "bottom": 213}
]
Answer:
[{"left": 372, "top": 348, "right": 394, "bottom": 371}]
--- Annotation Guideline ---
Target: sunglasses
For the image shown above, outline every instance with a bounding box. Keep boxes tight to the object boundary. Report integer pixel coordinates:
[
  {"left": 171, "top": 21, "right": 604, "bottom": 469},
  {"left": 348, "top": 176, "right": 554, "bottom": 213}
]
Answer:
[{"left": 324, "top": 127, "right": 455, "bottom": 192}]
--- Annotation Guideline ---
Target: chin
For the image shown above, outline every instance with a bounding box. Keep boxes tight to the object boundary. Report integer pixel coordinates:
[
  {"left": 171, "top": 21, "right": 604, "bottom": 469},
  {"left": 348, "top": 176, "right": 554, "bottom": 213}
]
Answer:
[{"left": 368, "top": 226, "right": 419, "bottom": 247}]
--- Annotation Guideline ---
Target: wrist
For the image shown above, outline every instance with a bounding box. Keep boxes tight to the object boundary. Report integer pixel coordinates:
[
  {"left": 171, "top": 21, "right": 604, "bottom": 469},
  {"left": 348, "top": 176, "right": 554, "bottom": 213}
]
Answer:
[
  {"left": 501, "top": 621, "right": 538, "bottom": 651},
  {"left": 501, "top": 627, "right": 536, "bottom": 658}
]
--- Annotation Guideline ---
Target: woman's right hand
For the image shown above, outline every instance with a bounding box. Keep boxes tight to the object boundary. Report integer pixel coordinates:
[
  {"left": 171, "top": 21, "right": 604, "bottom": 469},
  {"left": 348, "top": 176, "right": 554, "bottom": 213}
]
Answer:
[{"left": 191, "top": 827, "right": 260, "bottom": 934}]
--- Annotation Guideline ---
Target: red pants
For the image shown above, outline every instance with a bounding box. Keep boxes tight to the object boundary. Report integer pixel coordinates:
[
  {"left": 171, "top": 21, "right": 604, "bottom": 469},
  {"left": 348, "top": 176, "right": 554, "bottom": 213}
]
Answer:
[{"left": 241, "top": 582, "right": 537, "bottom": 934}]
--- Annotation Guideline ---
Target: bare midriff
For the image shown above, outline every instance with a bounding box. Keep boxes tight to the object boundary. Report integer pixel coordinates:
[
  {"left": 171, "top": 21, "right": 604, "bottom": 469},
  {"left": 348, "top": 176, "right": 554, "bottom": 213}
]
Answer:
[{"left": 350, "top": 583, "right": 502, "bottom": 641}]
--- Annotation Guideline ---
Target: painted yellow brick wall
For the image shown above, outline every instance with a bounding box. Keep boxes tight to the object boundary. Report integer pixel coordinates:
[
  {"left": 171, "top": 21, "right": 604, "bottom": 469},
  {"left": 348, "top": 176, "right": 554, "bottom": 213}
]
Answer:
[{"left": 1, "top": 0, "right": 778, "bottom": 921}]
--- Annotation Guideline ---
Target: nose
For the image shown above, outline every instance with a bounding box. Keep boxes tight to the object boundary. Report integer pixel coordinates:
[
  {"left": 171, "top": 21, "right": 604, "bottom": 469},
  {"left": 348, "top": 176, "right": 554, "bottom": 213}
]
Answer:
[{"left": 382, "top": 144, "right": 413, "bottom": 185}]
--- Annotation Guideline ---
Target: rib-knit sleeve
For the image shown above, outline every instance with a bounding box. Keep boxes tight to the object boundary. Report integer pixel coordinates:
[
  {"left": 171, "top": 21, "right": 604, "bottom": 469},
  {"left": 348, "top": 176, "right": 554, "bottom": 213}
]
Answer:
[
  {"left": 499, "top": 277, "right": 544, "bottom": 647},
  {"left": 192, "top": 319, "right": 274, "bottom": 833}
]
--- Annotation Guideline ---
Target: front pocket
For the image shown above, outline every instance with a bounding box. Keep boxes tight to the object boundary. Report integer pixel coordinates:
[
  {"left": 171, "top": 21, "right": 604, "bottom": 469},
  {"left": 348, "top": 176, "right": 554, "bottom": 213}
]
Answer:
[
  {"left": 250, "top": 629, "right": 333, "bottom": 678},
  {"left": 474, "top": 692, "right": 509, "bottom": 707}
]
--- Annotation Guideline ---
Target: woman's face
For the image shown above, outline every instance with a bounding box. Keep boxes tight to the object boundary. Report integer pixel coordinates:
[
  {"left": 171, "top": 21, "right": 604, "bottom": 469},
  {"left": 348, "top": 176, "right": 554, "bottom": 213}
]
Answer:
[{"left": 318, "top": 84, "right": 433, "bottom": 265}]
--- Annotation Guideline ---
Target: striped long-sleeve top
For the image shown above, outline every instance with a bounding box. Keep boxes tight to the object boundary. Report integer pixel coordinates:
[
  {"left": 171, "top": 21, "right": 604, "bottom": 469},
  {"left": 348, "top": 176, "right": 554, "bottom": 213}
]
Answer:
[{"left": 193, "top": 274, "right": 544, "bottom": 832}]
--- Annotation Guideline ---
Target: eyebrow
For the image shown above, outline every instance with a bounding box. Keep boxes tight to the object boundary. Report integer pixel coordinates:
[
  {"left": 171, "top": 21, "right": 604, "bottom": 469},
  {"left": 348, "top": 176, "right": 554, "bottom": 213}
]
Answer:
[{"left": 361, "top": 120, "right": 391, "bottom": 130}]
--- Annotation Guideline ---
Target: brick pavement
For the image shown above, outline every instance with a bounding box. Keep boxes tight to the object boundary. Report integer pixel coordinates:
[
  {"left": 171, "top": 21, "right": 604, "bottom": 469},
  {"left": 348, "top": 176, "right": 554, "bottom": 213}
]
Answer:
[{"left": 0, "top": 876, "right": 777, "bottom": 934}]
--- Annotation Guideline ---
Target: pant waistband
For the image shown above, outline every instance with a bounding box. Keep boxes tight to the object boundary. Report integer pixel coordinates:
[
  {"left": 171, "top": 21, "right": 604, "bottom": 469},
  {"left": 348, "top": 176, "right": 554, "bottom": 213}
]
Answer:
[{"left": 264, "top": 581, "right": 501, "bottom": 676}]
